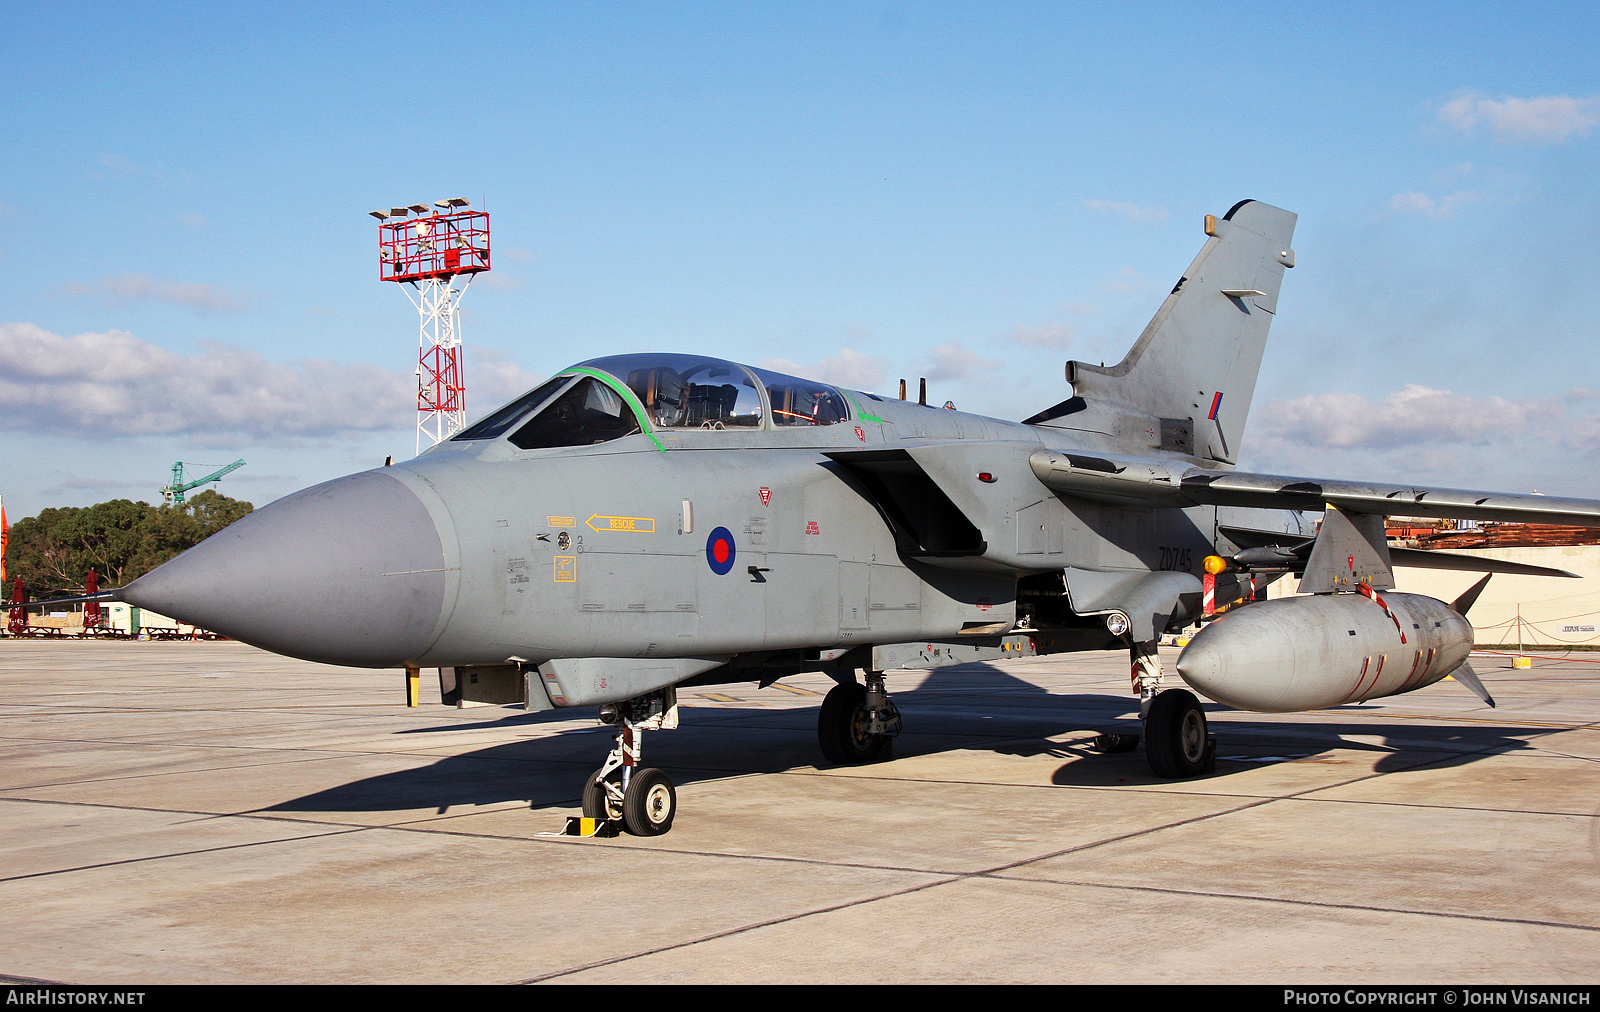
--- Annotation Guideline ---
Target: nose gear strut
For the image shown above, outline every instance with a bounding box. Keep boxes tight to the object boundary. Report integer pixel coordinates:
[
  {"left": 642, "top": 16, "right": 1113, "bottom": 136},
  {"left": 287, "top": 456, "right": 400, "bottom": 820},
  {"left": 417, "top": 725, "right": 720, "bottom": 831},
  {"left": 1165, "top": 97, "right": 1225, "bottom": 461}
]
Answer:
[{"left": 567, "top": 687, "right": 680, "bottom": 837}]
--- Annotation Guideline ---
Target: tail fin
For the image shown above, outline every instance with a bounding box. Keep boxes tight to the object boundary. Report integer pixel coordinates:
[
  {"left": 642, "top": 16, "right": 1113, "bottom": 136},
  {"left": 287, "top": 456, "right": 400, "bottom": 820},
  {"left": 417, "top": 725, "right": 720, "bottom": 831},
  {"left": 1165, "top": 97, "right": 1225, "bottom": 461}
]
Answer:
[{"left": 1029, "top": 200, "right": 1297, "bottom": 465}]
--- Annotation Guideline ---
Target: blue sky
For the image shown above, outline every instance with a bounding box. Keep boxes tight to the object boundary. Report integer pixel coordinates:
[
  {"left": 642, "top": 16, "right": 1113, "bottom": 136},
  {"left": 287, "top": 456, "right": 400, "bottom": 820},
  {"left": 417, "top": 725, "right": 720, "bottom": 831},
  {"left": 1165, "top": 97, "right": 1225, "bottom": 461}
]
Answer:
[{"left": 3, "top": 2, "right": 1599, "bottom": 516}]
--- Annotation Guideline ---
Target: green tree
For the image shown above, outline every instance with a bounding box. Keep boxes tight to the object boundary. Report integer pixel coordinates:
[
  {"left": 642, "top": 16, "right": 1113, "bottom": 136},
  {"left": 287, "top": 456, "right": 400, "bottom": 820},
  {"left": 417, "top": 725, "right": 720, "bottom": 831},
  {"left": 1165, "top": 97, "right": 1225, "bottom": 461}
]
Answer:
[
  {"left": 186, "top": 489, "right": 254, "bottom": 538},
  {"left": 4, "top": 493, "right": 253, "bottom": 600}
]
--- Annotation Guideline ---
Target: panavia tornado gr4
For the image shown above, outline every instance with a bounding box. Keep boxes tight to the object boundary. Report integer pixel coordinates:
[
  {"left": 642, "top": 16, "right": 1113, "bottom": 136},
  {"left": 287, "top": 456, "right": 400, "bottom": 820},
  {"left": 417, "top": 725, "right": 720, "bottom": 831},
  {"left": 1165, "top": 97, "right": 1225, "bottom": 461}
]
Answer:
[{"left": 97, "top": 199, "right": 1600, "bottom": 836}]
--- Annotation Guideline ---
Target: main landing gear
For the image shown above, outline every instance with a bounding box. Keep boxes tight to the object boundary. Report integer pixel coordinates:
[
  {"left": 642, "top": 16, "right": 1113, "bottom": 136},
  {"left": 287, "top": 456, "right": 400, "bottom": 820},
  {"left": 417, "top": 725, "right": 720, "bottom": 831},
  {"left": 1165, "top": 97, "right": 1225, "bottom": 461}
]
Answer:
[
  {"left": 1144, "top": 688, "right": 1213, "bottom": 777},
  {"left": 576, "top": 688, "right": 678, "bottom": 837},
  {"left": 818, "top": 670, "right": 900, "bottom": 764},
  {"left": 1116, "top": 639, "right": 1215, "bottom": 778}
]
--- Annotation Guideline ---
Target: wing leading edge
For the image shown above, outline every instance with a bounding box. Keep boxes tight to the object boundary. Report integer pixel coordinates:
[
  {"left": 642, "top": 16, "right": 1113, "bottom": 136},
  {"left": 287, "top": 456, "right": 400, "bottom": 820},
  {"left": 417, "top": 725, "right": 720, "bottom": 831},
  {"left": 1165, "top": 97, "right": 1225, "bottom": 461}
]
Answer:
[{"left": 1029, "top": 449, "right": 1600, "bottom": 527}]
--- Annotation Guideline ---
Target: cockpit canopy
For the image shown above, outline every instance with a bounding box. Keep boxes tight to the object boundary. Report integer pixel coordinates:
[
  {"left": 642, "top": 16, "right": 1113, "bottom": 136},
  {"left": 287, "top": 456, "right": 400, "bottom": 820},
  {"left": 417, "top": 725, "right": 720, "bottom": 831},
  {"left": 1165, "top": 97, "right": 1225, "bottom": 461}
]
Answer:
[
  {"left": 599, "top": 354, "right": 764, "bottom": 430},
  {"left": 451, "top": 352, "right": 850, "bottom": 450}
]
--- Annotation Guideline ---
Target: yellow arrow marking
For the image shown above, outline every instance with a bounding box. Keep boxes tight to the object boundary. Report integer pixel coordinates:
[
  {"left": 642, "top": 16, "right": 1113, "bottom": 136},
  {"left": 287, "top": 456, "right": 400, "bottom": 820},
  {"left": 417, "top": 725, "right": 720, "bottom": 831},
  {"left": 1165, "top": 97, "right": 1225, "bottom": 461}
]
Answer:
[{"left": 586, "top": 514, "right": 656, "bottom": 533}]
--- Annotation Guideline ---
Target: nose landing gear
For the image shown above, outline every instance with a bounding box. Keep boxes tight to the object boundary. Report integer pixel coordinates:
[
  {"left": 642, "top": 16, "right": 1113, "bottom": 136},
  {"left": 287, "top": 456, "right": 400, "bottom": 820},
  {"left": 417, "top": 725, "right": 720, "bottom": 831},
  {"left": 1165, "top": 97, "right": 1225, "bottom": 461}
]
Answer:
[{"left": 569, "top": 687, "right": 679, "bottom": 837}]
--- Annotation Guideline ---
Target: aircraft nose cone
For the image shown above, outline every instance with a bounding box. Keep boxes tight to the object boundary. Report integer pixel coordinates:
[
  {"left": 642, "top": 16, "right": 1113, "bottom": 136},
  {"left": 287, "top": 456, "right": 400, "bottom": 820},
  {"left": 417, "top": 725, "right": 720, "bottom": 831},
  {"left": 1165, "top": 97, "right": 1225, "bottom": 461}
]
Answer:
[{"left": 123, "top": 470, "right": 448, "bottom": 666}]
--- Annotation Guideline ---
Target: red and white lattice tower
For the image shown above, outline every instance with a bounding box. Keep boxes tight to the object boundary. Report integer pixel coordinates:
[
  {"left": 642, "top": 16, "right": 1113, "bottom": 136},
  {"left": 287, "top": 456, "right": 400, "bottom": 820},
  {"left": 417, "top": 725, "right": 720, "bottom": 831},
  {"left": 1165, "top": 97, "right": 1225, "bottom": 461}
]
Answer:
[{"left": 372, "top": 199, "right": 491, "bottom": 453}]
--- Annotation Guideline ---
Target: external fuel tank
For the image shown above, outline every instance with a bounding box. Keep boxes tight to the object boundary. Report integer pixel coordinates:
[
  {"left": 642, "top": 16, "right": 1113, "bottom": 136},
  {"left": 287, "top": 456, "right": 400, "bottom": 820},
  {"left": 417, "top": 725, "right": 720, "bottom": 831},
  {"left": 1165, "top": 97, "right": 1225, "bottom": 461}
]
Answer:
[{"left": 1175, "top": 592, "right": 1474, "bottom": 712}]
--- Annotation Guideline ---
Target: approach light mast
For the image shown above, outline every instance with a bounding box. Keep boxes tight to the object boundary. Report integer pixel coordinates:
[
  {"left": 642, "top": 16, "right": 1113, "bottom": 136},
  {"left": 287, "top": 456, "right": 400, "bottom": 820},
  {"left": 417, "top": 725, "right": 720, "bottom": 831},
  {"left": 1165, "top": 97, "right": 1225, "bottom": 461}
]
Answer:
[{"left": 370, "top": 199, "right": 491, "bottom": 453}]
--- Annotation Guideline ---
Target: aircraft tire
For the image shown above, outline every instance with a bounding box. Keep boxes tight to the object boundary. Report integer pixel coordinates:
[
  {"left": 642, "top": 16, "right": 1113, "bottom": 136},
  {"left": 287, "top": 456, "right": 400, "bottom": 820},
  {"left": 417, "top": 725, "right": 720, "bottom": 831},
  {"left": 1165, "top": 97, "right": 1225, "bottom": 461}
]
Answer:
[
  {"left": 1145, "top": 689, "right": 1209, "bottom": 778},
  {"left": 817, "top": 681, "right": 888, "bottom": 764},
  {"left": 582, "top": 767, "right": 622, "bottom": 821},
  {"left": 622, "top": 768, "right": 676, "bottom": 836}
]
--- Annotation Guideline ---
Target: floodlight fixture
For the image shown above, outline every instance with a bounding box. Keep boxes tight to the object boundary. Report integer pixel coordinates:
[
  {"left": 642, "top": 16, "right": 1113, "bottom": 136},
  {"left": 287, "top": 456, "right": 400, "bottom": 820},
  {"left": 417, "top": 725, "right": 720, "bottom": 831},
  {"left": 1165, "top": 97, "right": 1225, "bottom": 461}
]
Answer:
[{"left": 373, "top": 198, "right": 492, "bottom": 454}]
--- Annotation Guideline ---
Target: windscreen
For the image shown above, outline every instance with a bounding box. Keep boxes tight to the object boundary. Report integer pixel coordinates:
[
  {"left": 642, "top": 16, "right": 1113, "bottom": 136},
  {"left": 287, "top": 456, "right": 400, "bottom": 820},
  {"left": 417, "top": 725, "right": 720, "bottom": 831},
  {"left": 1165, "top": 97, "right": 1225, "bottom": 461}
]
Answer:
[
  {"left": 452, "top": 376, "right": 572, "bottom": 441},
  {"left": 509, "top": 376, "right": 643, "bottom": 449}
]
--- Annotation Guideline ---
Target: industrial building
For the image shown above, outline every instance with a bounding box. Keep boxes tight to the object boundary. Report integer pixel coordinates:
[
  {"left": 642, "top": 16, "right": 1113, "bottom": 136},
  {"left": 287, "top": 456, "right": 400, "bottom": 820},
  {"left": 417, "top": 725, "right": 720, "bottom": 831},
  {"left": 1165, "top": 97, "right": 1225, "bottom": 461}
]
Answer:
[{"left": 1267, "top": 522, "right": 1600, "bottom": 650}]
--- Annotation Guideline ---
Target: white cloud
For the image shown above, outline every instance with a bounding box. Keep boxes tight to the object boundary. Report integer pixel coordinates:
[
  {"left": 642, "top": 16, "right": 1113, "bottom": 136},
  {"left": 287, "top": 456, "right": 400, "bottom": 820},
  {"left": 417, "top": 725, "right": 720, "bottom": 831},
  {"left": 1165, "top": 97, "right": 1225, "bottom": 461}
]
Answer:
[
  {"left": 1438, "top": 91, "right": 1600, "bottom": 144},
  {"left": 920, "top": 340, "right": 1004, "bottom": 382},
  {"left": 63, "top": 274, "right": 254, "bottom": 314},
  {"left": 1000, "top": 321, "right": 1074, "bottom": 349},
  {"left": 0, "top": 322, "right": 412, "bottom": 439},
  {"left": 1240, "top": 385, "right": 1600, "bottom": 496},
  {"left": 1253, "top": 384, "right": 1563, "bottom": 450},
  {"left": 466, "top": 345, "right": 546, "bottom": 405},
  {"left": 1084, "top": 199, "right": 1171, "bottom": 223},
  {"left": 94, "top": 153, "right": 145, "bottom": 177},
  {"left": 83, "top": 153, "right": 186, "bottom": 184},
  {"left": 476, "top": 272, "right": 525, "bottom": 292},
  {"left": 758, "top": 347, "right": 891, "bottom": 390},
  {"left": 1096, "top": 267, "right": 1147, "bottom": 294},
  {"left": 1387, "top": 190, "right": 1483, "bottom": 219}
]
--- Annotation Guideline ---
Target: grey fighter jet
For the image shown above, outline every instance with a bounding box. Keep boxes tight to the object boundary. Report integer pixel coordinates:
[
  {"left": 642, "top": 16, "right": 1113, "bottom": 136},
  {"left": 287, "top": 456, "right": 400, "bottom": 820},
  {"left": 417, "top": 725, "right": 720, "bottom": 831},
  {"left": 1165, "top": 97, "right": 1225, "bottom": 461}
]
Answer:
[{"left": 85, "top": 200, "right": 1600, "bottom": 836}]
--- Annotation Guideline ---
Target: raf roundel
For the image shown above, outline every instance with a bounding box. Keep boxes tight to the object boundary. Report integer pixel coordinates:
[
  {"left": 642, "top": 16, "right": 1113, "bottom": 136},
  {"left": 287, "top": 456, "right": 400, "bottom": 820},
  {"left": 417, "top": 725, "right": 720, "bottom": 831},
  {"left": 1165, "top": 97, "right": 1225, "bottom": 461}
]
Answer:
[{"left": 705, "top": 526, "right": 736, "bottom": 575}]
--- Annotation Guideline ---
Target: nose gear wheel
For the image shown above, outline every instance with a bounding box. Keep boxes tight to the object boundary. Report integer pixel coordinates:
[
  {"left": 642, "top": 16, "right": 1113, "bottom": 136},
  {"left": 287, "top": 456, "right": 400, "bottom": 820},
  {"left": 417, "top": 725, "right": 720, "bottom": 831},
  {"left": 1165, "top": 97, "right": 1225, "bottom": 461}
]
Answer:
[
  {"left": 582, "top": 766, "right": 624, "bottom": 822},
  {"left": 623, "top": 768, "right": 677, "bottom": 836}
]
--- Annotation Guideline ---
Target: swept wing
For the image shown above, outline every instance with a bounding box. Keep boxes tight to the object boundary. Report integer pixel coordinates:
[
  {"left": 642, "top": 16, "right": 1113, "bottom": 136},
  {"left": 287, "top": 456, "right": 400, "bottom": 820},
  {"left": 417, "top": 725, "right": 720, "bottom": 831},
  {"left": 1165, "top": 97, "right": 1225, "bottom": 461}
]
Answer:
[{"left": 1029, "top": 449, "right": 1600, "bottom": 527}]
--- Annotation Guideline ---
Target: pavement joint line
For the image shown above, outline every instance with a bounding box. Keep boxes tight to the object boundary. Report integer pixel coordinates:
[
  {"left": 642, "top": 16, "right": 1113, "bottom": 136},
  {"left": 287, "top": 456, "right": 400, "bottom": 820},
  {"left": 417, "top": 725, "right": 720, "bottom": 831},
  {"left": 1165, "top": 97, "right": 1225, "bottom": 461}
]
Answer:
[
  {"left": 981, "top": 874, "right": 1600, "bottom": 935},
  {"left": 1327, "top": 710, "right": 1600, "bottom": 732},
  {"left": 0, "top": 824, "right": 370, "bottom": 885},
  {"left": 8, "top": 740, "right": 1548, "bottom": 813},
  {"left": 1267, "top": 793, "right": 1600, "bottom": 819},
  {"left": 3, "top": 673, "right": 1590, "bottom": 952},
  {"left": 966, "top": 735, "right": 1528, "bottom": 876},
  {"left": 508, "top": 769, "right": 1391, "bottom": 981},
  {"left": 4, "top": 729, "right": 1521, "bottom": 848},
  {"left": 0, "top": 751, "right": 511, "bottom": 793},
  {"left": 0, "top": 735, "right": 401, "bottom": 754},
  {"left": 0, "top": 792, "right": 983, "bottom": 878},
  {"left": 0, "top": 703, "right": 419, "bottom": 712},
  {"left": 773, "top": 767, "right": 1305, "bottom": 800},
  {"left": 0, "top": 794, "right": 568, "bottom": 845},
  {"left": 1519, "top": 747, "right": 1600, "bottom": 764},
  {"left": 4, "top": 714, "right": 1562, "bottom": 794},
  {"left": 770, "top": 760, "right": 1513, "bottom": 800},
  {"left": 379, "top": 819, "right": 982, "bottom": 876},
  {"left": 0, "top": 788, "right": 1264, "bottom": 882},
  {"left": 516, "top": 791, "right": 1345, "bottom": 980},
  {"left": 510, "top": 874, "right": 966, "bottom": 984},
  {"left": 0, "top": 734, "right": 610, "bottom": 766},
  {"left": 514, "top": 737, "right": 1567, "bottom": 982},
  {"left": 0, "top": 754, "right": 428, "bottom": 792}
]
